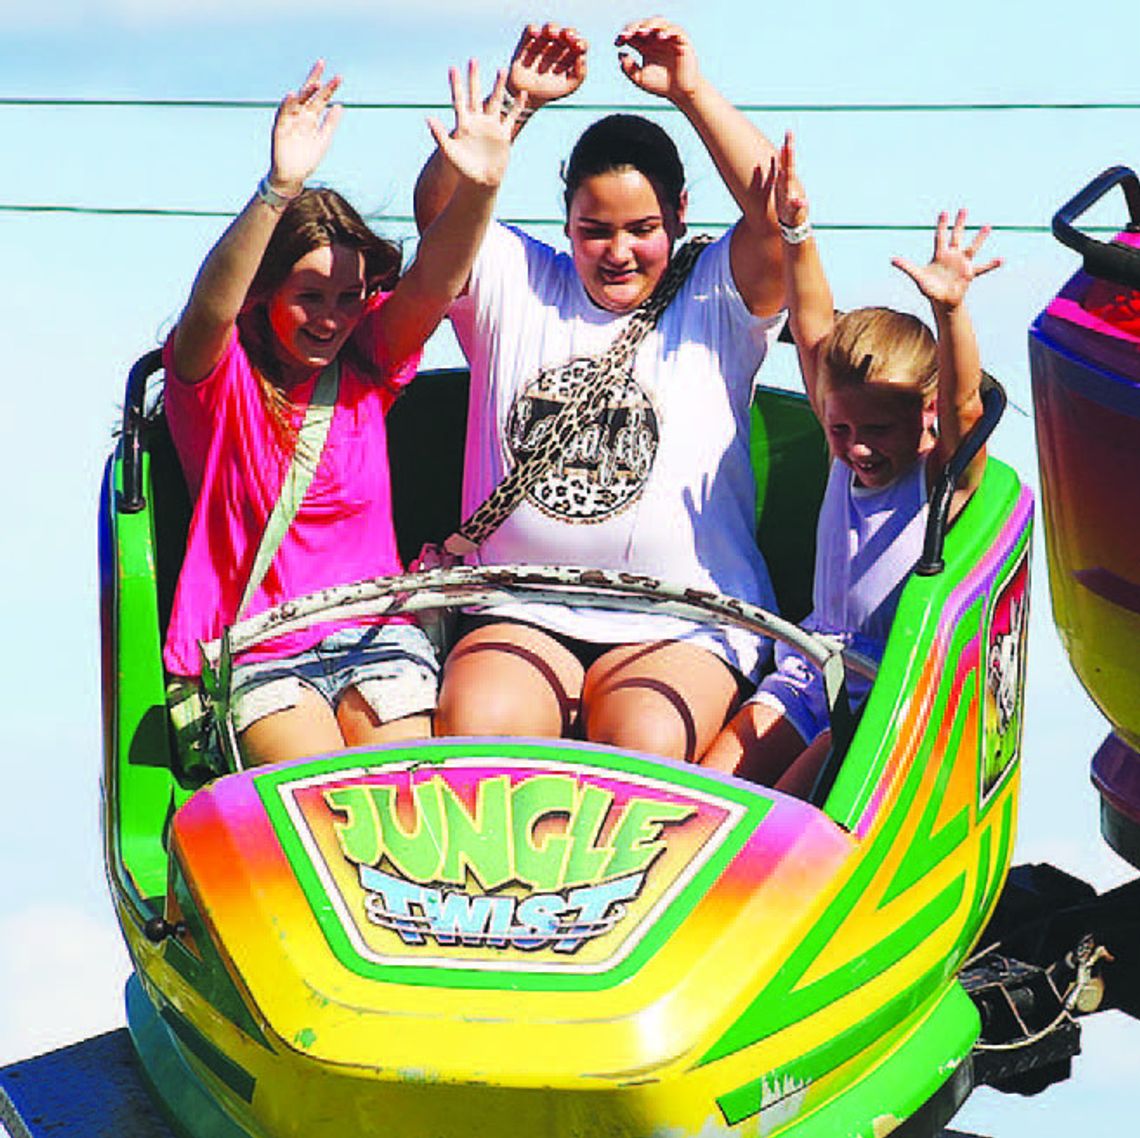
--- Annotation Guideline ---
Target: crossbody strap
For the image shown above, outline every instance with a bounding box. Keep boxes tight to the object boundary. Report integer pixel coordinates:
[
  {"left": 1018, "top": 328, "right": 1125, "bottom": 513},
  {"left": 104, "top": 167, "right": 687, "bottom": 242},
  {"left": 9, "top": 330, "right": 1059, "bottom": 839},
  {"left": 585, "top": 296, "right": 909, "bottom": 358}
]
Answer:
[
  {"left": 198, "top": 360, "right": 340, "bottom": 729},
  {"left": 236, "top": 360, "right": 340, "bottom": 618},
  {"left": 445, "top": 235, "right": 713, "bottom": 554}
]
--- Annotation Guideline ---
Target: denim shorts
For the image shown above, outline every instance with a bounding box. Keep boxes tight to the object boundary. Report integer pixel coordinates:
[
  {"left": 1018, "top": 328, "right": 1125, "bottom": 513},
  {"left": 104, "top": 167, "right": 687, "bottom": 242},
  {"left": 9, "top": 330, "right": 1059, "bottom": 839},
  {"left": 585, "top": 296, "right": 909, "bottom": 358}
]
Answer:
[{"left": 229, "top": 623, "right": 439, "bottom": 733}]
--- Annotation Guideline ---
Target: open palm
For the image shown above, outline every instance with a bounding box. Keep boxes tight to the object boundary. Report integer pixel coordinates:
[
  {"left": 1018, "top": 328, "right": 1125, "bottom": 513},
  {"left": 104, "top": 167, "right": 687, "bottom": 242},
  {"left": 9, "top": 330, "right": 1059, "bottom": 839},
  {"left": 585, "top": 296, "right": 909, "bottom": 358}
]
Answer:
[
  {"left": 776, "top": 132, "right": 810, "bottom": 227},
  {"left": 428, "top": 62, "right": 516, "bottom": 190},
  {"left": 892, "top": 210, "right": 1001, "bottom": 309},
  {"left": 270, "top": 61, "right": 342, "bottom": 190}
]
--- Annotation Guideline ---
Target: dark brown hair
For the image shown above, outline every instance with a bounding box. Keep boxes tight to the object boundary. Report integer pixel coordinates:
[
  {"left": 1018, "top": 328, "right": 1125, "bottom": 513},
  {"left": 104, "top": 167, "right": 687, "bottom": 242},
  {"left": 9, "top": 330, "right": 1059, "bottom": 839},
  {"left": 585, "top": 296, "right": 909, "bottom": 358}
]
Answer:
[{"left": 562, "top": 114, "right": 685, "bottom": 216}]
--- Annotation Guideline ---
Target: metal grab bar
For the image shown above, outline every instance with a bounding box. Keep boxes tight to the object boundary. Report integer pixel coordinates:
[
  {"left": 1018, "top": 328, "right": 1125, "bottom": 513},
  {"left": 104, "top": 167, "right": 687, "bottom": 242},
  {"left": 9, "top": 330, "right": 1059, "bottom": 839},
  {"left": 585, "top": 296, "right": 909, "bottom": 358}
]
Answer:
[
  {"left": 118, "top": 348, "right": 163, "bottom": 513},
  {"left": 1052, "top": 164, "right": 1140, "bottom": 289},
  {"left": 916, "top": 379, "right": 1007, "bottom": 576},
  {"left": 204, "top": 563, "right": 879, "bottom": 685}
]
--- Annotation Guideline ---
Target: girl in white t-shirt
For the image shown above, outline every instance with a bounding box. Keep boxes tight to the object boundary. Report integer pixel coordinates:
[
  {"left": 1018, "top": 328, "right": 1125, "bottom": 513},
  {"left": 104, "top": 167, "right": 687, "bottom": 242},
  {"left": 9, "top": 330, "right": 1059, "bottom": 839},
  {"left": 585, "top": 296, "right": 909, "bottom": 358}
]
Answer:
[
  {"left": 413, "top": 18, "right": 787, "bottom": 762},
  {"left": 702, "top": 132, "right": 1001, "bottom": 796}
]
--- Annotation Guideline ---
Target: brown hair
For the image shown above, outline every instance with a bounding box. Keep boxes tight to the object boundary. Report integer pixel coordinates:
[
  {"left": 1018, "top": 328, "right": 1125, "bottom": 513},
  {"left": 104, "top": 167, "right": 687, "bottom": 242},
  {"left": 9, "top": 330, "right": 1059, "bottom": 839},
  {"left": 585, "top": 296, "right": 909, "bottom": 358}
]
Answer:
[
  {"left": 818, "top": 306, "right": 937, "bottom": 402},
  {"left": 237, "top": 188, "right": 403, "bottom": 438}
]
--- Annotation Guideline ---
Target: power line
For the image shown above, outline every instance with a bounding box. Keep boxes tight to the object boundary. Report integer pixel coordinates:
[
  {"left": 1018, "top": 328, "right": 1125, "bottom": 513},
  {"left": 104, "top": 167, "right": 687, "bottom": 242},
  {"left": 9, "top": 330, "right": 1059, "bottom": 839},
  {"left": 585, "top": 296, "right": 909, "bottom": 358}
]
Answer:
[
  {"left": 3, "top": 95, "right": 1131, "bottom": 228},
  {"left": 0, "top": 203, "right": 1121, "bottom": 234},
  {"left": 3, "top": 97, "right": 1140, "bottom": 113},
  {"left": 0, "top": 203, "right": 234, "bottom": 218}
]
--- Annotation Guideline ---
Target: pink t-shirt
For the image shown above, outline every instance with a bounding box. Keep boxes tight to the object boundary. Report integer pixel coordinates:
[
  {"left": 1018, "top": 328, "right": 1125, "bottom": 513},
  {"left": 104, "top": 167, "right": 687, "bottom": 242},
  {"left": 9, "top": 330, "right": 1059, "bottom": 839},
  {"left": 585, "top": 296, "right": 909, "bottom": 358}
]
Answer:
[{"left": 162, "top": 292, "right": 421, "bottom": 676}]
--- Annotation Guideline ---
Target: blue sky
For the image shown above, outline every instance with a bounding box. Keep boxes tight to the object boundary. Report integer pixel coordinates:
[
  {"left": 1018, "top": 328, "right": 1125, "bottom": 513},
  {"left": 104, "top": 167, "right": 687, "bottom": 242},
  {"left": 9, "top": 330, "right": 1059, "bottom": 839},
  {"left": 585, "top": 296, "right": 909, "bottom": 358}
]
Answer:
[{"left": 2, "top": 2, "right": 1138, "bottom": 1134}]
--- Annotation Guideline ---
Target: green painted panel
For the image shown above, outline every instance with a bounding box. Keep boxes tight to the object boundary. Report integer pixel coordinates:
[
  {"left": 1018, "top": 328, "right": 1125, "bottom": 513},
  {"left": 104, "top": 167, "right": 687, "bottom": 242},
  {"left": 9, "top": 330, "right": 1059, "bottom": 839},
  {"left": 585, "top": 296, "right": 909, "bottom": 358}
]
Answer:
[
  {"left": 880, "top": 667, "right": 977, "bottom": 907},
  {"left": 716, "top": 982, "right": 978, "bottom": 1137},
  {"left": 827, "top": 458, "right": 1026, "bottom": 828},
  {"left": 127, "top": 976, "right": 257, "bottom": 1138},
  {"left": 105, "top": 451, "right": 179, "bottom": 910},
  {"left": 699, "top": 604, "right": 990, "bottom": 1067}
]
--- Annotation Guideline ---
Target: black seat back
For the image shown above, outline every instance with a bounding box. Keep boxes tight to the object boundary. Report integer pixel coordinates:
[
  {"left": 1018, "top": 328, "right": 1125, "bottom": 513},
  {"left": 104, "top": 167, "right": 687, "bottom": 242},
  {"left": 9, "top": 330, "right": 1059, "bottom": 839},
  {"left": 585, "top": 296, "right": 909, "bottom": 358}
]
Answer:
[{"left": 143, "top": 366, "right": 827, "bottom": 636}]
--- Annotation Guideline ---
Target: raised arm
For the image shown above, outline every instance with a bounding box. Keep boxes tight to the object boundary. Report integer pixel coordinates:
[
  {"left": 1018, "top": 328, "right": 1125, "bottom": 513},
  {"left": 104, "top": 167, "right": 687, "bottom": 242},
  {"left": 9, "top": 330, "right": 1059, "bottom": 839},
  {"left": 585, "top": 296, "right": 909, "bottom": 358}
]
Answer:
[
  {"left": 774, "top": 131, "right": 834, "bottom": 415},
  {"left": 891, "top": 210, "right": 1002, "bottom": 502},
  {"left": 379, "top": 62, "right": 519, "bottom": 363},
  {"left": 615, "top": 17, "right": 784, "bottom": 316},
  {"left": 413, "top": 22, "right": 587, "bottom": 235},
  {"left": 172, "top": 62, "right": 341, "bottom": 384}
]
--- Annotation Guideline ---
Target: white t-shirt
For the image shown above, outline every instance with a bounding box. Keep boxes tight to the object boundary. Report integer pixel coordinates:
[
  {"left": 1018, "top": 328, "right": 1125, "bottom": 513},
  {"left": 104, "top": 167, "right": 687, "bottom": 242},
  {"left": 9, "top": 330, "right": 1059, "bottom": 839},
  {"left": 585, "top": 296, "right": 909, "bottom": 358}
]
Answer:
[
  {"left": 806, "top": 457, "right": 930, "bottom": 652},
  {"left": 447, "top": 222, "right": 785, "bottom": 680}
]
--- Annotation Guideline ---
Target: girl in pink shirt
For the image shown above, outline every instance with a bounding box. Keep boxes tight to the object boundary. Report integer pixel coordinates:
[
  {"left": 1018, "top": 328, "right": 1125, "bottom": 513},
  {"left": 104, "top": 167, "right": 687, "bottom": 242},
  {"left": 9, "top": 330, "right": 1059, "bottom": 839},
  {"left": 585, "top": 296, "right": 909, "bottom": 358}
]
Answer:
[{"left": 165, "top": 59, "right": 522, "bottom": 767}]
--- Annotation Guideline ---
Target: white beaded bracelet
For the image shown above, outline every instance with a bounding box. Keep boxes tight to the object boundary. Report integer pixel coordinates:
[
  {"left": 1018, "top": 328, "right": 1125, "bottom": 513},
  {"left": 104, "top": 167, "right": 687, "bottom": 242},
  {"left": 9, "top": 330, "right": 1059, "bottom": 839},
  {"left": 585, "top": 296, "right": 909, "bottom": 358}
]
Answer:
[
  {"left": 256, "top": 176, "right": 300, "bottom": 212},
  {"left": 779, "top": 219, "right": 814, "bottom": 245}
]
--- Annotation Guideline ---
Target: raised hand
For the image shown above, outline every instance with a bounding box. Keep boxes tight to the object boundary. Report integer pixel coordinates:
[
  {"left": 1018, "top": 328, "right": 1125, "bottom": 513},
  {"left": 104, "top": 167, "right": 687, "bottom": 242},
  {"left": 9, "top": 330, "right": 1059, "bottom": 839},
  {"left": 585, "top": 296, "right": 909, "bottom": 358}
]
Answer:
[
  {"left": 508, "top": 22, "right": 588, "bottom": 108},
  {"left": 614, "top": 17, "right": 700, "bottom": 102},
  {"left": 268, "top": 61, "right": 343, "bottom": 195},
  {"left": 427, "top": 61, "right": 518, "bottom": 190},
  {"left": 775, "top": 131, "right": 809, "bottom": 228},
  {"left": 892, "top": 210, "right": 1002, "bottom": 311}
]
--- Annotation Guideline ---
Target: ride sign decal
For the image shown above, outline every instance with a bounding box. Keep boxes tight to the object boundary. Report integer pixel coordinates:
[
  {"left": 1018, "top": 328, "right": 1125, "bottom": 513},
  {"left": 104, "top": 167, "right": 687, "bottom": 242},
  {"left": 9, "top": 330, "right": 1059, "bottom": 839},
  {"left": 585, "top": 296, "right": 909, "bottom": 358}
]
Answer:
[
  {"left": 276, "top": 758, "right": 744, "bottom": 972},
  {"left": 981, "top": 547, "right": 1030, "bottom": 802}
]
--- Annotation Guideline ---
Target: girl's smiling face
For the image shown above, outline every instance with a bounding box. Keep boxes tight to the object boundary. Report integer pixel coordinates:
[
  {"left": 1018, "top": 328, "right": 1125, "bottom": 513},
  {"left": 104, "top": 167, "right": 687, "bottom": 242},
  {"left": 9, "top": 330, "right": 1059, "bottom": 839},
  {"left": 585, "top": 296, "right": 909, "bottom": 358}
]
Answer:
[
  {"left": 267, "top": 243, "right": 367, "bottom": 383},
  {"left": 566, "top": 168, "right": 686, "bottom": 313},
  {"left": 822, "top": 383, "right": 933, "bottom": 490}
]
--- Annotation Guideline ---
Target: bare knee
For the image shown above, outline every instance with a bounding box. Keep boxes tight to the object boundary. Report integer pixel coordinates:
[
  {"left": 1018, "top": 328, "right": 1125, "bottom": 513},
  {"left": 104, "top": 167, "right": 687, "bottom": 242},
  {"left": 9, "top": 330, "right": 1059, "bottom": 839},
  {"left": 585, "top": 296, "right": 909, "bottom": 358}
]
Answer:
[
  {"left": 587, "top": 701, "right": 693, "bottom": 761},
  {"left": 238, "top": 688, "right": 342, "bottom": 766},
  {"left": 708, "top": 701, "right": 806, "bottom": 785},
  {"left": 775, "top": 731, "right": 832, "bottom": 799},
  {"left": 582, "top": 643, "right": 739, "bottom": 763},
  {"left": 338, "top": 687, "right": 433, "bottom": 747},
  {"left": 434, "top": 624, "right": 583, "bottom": 738},
  {"left": 437, "top": 676, "right": 558, "bottom": 737}
]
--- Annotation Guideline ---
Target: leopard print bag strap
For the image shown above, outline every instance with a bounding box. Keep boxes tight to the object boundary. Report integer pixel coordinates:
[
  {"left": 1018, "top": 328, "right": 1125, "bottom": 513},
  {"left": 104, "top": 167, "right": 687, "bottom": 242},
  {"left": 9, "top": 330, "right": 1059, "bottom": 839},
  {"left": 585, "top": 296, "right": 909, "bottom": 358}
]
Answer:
[{"left": 444, "top": 234, "right": 714, "bottom": 555}]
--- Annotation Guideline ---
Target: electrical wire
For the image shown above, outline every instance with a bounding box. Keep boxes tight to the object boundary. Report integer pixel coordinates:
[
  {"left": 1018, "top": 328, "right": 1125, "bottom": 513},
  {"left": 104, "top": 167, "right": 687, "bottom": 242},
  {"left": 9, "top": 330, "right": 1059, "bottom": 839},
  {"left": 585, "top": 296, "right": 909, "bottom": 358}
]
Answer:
[
  {"left": 1, "top": 96, "right": 1134, "bottom": 228},
  {"left": 4, "top": 97, "right": 1140, "bottom": 112}
]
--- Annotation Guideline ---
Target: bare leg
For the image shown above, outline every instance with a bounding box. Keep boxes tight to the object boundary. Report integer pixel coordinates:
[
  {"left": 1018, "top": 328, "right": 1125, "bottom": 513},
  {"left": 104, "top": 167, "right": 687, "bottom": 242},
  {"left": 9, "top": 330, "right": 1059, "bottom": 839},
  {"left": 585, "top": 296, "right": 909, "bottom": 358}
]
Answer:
[
  {"left": 435, "top": 621, "right": 585, "bottom": 738},
  {"left": 337, "top": 686, "right": 432, "bottom": 746},
  {"left": 581, "top": 641, "right": 741, "bottom": 763},
  {"left": 702, "top": 700, "right": 806, "bottom": 785},
  {"left": 774, "top": 730, "right": 833, "bottom": 800},
  {"left": 238, "top": 686, "right": 343, "bottom": 766}
]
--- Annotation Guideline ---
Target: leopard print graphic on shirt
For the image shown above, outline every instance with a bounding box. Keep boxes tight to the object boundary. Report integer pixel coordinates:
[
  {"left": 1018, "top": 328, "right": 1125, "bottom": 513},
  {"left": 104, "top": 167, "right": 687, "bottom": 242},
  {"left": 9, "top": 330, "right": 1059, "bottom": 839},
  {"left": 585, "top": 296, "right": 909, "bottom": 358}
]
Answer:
[
  {"left": 504, "top": 359, "right": 659, "bottom": 522},
  {"left": 455, "top": 236, "right": 712, "bottom": 545}
]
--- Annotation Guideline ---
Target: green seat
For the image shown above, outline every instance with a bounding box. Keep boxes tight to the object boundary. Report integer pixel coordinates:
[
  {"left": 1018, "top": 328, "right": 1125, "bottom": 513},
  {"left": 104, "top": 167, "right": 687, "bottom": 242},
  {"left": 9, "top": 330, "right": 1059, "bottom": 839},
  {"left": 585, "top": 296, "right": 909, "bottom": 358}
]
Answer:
[{"left": 751, "top": 388, "right": 828, "bottom": 622}]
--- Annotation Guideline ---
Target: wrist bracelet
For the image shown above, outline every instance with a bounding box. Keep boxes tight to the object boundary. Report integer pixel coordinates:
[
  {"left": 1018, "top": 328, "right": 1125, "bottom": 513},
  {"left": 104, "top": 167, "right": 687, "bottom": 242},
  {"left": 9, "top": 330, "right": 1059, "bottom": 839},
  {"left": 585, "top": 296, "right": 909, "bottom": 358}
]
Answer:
[
  {"left": 778, "top": 219, "right": 813, "bottom": 245},
  {"left": 500, "top": 89, "right": 535, "bottom": 126},
  {"left": 256, "top": 175, "right": 301, "bottom": 212}
]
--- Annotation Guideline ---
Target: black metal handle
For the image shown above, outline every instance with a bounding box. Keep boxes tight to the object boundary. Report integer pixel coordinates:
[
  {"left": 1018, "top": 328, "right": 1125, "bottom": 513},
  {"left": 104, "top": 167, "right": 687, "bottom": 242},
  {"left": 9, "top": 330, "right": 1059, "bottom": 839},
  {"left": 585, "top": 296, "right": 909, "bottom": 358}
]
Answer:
[
  {"left": 118, "top": 348, "right": 164, "bottom": 514},
  {"left": 1052, "top": 165, "right": 1140, "bottom": 289},
  {"left": 915, "top": 378, "right": 1007, "bottom": 577}
]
